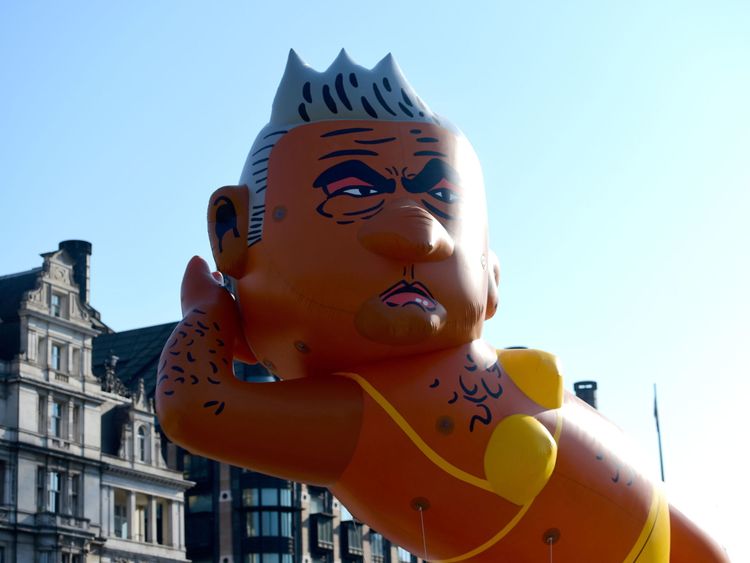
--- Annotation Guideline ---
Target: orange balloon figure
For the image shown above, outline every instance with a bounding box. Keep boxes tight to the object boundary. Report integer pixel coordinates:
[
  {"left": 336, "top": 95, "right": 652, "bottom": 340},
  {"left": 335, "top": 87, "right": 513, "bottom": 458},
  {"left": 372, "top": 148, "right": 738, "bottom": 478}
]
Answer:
[{"left": 156, "top": 50, "right": 728, "bottom": 562}]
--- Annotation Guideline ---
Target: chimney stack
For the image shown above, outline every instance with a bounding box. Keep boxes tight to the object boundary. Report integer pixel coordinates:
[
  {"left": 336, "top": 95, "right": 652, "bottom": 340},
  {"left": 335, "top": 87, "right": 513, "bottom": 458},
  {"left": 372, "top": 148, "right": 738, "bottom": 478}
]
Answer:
[
  {"left": 59, "top": 240, "right": 92, "bottom": 304},
  {"left": 574, "top": 380, "right": 598, "bottom": 409}
]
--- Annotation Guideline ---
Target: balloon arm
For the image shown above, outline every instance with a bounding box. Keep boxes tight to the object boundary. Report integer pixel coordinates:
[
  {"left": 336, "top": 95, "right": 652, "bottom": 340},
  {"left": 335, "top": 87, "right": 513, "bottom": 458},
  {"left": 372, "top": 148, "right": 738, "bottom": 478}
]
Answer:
[{"left": 156, "top": 257, "right": 364, "bottom": 485}]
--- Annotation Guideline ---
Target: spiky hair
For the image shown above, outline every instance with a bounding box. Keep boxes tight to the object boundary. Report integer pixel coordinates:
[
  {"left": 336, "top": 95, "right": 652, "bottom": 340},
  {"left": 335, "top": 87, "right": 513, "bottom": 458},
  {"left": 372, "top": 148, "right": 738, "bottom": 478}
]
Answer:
[{"left": 239, "top": 49, "right": 451, "bottom": 247}]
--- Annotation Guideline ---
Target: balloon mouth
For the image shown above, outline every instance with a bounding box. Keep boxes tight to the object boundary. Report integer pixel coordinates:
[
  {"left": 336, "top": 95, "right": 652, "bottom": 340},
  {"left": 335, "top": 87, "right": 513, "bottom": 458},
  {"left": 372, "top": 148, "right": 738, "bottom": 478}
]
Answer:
[
  {"left": 355, "top": 282, "right": 446, "bottom": 346},
  {"left": 380, "top": 280, "right": 438, "bottom": 312}
]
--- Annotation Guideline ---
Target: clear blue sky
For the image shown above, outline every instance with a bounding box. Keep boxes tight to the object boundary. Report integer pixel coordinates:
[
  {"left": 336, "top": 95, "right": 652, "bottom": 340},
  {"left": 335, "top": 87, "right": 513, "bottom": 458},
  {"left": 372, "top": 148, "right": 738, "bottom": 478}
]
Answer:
[{"left": 2, "top": 2, "right": 748, "bottom": 559}]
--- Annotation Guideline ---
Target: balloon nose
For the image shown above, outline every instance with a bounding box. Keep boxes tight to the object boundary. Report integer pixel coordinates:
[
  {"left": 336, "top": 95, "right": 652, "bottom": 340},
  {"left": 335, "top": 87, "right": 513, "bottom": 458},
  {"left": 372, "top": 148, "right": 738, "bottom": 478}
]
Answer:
[{"left": 357, "top": 199, "right": 455, "bottom": 262}]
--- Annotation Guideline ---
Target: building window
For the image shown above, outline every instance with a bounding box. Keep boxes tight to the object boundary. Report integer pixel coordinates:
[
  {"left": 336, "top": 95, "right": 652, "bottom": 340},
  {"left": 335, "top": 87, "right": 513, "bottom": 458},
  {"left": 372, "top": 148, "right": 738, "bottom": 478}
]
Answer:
[
  {"left": 0, "top": 459, "right": 6, "bottom": 505},
  {"left": 51, "top": 344, "right": 62, "bottom": 371},
  {"left": 36, "top": 468, "right": 44, "bottom": 509},
  {"left": 242, "top": 488, "right": 256, "bottom": 507},
  {"left": 49, "top": 400, "right": 65, "bottom": 438},
  {"left": 114, "top": 489, "right": 128, "bottom": 538},
  {"left": 243, "top": 486, "right": 292, "bottom": 508},
  {"left": 37, "top": 468, "right": 80, "bottom": 515},
  {"left": 371, "top": 531, "right": 385, "bottom": 561},
  {"left": 243, "top": 484, "right": 293, "bottom": 540},
  {"left": 245, "top": 510, "right": 292, "bottom": 538},
  {"left": 246, "top": 511, "right": 259, "bottom": 536},
  {"left": 187, "top": 493, "right": 212, "bottom": 513},
  {"left": 280, "top": 511, "right": 292, "bottom": 537},
  {"left": 48, "top": 471, "right": 61, "bottom": 513},
  {"left": 309, "top": 487, "right": 332, "bottom": 514},
  {"left": 262, "top": 511, "right": 279, "bottom": 536},
  {"left": 156, "top": 501, "right": 164, "bottom": 544},
  {"left": 349, "top": 524, "right": 363, "bottom": 551},
  {"left": 342, "top": 520, "right": 363, "bottom": 557},
  {"left": 314, "top": 514, "right": 333, "bottom": 546},
  {"left": 319, "top": 517, "right": 333, "bottom": 544},
  {"left": 137, "top": 426, "right": 147, "bottom": 462},
  {"left": 68, "top": 474, "right": 80, "bottom": 516},
  {"left": 397, "top": 547, "right": 413, "bottom": 562},
  {"left": 261, "top": 488, "right": 277, "bottom": 506},
  {"left": 51, "top": 293, "right": 62, "bottom": 317},
  {"left": 49, "top": 400, "right": 61, "bottom": 437},
  {"left": 244, "top": 555, "right": 293, "bottom": 563},
  {"left": 183, "top": 453, "right": 210, "bottom": 480}
]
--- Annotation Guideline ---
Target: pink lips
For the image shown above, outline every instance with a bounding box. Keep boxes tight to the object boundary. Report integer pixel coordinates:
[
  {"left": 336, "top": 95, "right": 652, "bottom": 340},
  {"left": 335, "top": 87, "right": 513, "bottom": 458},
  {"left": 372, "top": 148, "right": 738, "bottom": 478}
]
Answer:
[{"left": 380, "top": 281, "right": 437, "bottom": 312}]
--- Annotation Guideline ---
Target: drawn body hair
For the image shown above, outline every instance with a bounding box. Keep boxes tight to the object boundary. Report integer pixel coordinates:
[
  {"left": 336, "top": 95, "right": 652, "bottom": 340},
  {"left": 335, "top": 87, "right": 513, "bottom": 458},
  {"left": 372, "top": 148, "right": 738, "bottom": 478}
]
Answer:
[{"left": 239, "top": 49, "right": 454, "bottom": 247}]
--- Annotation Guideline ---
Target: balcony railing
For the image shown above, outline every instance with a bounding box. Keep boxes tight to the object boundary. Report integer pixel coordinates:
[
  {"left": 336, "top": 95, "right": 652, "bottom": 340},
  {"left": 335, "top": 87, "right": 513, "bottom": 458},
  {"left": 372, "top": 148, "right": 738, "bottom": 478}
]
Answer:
[{"left": 35, "top": 511, "right": 91, "bottom": 531}]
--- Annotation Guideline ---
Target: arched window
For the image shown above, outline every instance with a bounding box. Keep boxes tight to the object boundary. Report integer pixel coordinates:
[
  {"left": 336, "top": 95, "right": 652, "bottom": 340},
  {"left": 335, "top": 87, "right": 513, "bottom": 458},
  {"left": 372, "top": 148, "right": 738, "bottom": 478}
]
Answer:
[{"left": 137, "top": 426, "right": 147, "bottom": 462}]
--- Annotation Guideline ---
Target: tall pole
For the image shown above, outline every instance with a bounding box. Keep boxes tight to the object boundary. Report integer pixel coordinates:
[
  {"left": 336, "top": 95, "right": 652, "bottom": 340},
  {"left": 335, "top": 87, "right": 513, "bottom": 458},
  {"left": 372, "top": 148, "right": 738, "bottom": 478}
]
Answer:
[{"left": 654, "top": 383, "right": 665, "bottom": 482}]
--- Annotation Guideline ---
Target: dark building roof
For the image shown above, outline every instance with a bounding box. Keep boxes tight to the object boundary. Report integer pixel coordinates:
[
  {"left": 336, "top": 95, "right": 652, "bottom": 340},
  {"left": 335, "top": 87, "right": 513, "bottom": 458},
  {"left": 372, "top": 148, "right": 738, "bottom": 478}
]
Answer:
[
  {"left": 92, "top": 322, "right": 274, "bottom": 397},
  {"left": 101, "top": 404, "right": 132, "bottom": 455},
  {"left": 0, "top": 268, "right": 42, "bottom": 360},
  {"left": 92, "top": 322, "right": 178, "bottom": 396}
]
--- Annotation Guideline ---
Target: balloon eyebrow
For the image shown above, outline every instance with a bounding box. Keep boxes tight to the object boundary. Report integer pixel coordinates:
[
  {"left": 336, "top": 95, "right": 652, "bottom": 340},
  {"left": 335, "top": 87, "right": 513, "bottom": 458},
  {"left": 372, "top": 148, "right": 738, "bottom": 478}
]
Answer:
[
  {"left": 402, "top": 158, "right": 459, "bottom": 194},
  {"left": 319, "top": 149, "right": 379, "bottom": 160},
  {"left": 414, "top": 150, "right": 447, "bottom": 157},
  {"left": 321, "top": 127, "right": 374, "bottom": 138},
  {"left": 354, "top": 137, "right": 397, "bottom": 145}
]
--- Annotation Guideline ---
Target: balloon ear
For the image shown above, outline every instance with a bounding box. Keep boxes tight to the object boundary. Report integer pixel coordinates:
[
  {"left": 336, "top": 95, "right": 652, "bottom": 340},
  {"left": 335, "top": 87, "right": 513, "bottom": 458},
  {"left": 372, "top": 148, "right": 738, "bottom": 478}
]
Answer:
[
  {"left": 485, "top": 250, "right": 500, "bottom": 320},
  {"left": 207, "top": 185, "right": 250, "bottom": 278}
]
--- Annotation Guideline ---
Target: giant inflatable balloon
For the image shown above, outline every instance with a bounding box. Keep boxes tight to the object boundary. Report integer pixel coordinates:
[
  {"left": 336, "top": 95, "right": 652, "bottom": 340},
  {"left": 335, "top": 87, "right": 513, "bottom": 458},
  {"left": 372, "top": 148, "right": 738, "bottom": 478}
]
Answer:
[{"left": 156, "top": 50, "right": 728, "bottom": 562}]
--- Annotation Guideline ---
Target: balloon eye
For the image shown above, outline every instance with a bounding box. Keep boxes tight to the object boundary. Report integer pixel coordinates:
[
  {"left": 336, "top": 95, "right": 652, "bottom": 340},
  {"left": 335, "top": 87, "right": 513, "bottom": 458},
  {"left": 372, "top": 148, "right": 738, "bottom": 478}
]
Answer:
[
  {"left": 340, "top": 186, "right": 381, "bottom": 197},
  {"left": 429, "top": 187, "right": 459, "bottom": 203},
  {"left": 326, "top": 176, "right": 384, "bottom": 197}
]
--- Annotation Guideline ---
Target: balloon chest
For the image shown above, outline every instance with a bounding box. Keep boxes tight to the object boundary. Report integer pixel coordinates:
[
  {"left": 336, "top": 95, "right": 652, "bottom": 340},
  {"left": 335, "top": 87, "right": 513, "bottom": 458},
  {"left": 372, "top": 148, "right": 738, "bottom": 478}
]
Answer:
[{"left": 330, "top": 361, "right": 655, "bottom": 562}]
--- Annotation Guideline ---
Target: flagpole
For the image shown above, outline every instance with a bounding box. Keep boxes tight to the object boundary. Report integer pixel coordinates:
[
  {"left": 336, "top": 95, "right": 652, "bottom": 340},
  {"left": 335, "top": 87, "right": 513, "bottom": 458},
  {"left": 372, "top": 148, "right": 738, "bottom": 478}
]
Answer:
[{"left": 654, "top": 383, "right": 665, "bottom": 482}]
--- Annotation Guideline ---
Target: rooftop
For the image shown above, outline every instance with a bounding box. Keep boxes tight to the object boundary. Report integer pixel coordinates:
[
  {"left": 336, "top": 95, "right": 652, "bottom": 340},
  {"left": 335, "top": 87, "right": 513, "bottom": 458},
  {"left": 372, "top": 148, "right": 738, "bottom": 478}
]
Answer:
[{"left": 92, "top": 322, "right": 178, "bottom": 396}]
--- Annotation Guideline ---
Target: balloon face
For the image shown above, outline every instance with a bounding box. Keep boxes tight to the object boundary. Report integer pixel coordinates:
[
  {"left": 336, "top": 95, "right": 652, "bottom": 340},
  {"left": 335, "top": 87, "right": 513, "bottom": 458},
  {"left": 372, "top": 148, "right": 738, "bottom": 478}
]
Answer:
[{"left": 238, "top": 120, "right": 492, "bottom": 377}]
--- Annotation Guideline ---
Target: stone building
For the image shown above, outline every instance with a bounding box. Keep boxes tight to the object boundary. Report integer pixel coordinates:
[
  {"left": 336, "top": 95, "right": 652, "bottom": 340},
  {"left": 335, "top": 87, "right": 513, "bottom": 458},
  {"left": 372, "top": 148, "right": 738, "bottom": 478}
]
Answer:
[{"left": 0, "top": 241, "right": 191, "bottom": 563}]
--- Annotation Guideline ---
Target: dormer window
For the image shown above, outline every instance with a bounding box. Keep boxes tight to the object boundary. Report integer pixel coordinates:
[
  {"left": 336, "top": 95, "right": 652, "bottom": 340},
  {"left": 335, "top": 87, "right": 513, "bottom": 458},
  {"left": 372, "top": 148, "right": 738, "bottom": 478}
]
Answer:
[
  {"left": 137, "top": 426, "right": 147, "bottom": 462},
  {"left": 51, "top": 293, "right": 64, "bottom": 317}
]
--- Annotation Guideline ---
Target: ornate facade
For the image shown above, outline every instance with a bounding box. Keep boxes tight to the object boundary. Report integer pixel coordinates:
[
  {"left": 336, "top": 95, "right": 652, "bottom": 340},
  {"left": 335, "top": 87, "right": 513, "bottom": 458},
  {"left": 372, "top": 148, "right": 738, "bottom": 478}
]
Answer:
[{"left": 0, "top": 241, "right": 191, "bottom": 563}]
